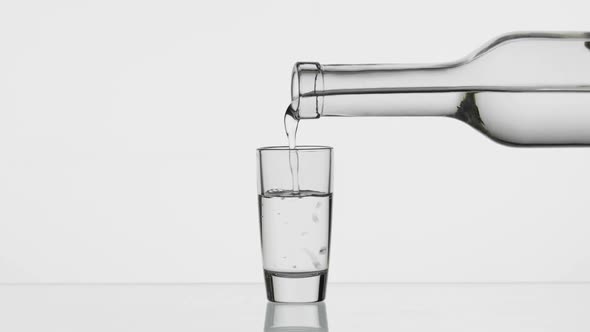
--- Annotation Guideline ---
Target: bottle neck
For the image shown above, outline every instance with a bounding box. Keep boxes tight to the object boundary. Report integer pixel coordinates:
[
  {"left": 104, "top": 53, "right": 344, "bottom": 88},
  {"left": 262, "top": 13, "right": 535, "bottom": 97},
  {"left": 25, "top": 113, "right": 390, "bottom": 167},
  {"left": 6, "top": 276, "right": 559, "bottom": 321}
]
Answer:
[{"left": 291, "top": 62, "right": 463, "bottom": 119}]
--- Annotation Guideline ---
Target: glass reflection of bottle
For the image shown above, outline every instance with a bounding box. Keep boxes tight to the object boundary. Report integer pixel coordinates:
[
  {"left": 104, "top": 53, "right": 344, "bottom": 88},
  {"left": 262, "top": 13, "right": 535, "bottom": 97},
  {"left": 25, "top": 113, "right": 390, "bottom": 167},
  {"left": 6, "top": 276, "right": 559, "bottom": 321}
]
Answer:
[
  {"left": 264, "top": 302, "right": 328, "bottom": 332},
  {"left": 291, "top": 32, "right": 590, "bottom": 146}
]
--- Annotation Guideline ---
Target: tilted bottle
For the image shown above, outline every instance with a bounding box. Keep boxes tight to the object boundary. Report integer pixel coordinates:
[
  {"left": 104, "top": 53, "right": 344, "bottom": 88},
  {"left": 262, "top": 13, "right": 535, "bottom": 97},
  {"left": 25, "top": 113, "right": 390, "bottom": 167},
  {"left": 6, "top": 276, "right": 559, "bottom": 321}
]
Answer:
[{"left": 290, "top": 32, "right": 590, "bottom": 146}]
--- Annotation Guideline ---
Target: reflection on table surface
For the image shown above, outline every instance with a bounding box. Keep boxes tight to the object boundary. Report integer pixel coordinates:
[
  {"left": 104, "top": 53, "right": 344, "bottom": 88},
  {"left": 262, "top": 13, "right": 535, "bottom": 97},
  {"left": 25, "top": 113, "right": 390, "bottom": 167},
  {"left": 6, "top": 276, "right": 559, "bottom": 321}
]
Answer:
[
  {"left": 265, "top": 302, "right": 328, "bottom": 332},
  {"left": 1, "top": 284, "right": 589, "bottom": 331}
]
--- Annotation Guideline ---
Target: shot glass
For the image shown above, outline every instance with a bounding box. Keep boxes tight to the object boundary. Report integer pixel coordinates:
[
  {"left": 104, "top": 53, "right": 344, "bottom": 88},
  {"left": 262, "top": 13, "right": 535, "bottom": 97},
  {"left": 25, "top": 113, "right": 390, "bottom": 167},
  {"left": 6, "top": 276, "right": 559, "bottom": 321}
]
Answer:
[{"left": 257, "top": 146, "right": 333, "bottom": 303}]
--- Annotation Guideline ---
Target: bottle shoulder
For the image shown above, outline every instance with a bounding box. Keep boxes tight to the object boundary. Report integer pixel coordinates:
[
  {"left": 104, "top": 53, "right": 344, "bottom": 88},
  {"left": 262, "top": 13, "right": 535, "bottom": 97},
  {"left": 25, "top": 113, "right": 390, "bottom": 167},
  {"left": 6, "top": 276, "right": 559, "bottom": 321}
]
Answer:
[{"left": 466, "top": 31, "right": 590, "bottom": 63}]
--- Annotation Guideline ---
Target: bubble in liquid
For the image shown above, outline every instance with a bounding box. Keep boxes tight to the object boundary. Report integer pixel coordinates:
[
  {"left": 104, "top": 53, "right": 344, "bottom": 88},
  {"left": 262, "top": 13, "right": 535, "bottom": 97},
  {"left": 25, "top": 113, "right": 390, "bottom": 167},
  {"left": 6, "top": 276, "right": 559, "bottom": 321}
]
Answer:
[
  {"left": 312, "top": 214, "right": 319, "bottom": 223},
  {"left": 319, "top": 247, "right": 327, "bottom": 255},
  {"left": 315, "top": 202, "right": 322, "bottom": 209},
  {"left": 301, "top": 232, "right": 308, "bottom": 237},
  {"left": 303, "top": 248, "right": 322, "bottom": 271}
]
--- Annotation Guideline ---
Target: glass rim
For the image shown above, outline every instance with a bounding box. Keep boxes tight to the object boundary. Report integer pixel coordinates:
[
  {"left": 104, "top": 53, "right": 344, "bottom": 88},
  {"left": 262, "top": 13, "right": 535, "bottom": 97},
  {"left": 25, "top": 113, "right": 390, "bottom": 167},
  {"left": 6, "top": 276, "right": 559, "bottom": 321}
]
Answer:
[{"left": 257, "top": 145, "right": 333, "bottom": 151}]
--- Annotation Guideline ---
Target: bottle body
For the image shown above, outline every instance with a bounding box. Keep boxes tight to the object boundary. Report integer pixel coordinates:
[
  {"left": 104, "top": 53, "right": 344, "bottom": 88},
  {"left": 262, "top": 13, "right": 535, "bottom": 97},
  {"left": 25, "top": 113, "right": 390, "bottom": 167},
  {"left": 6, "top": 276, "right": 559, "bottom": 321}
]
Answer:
[{"left": 291, "top": 32, "right": 590, "bottom": 146}]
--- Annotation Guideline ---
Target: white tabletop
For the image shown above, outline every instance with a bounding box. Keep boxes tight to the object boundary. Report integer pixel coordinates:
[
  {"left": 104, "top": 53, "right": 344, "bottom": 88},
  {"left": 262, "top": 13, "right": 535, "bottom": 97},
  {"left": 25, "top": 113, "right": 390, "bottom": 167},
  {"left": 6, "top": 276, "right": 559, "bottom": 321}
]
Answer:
[{"left": 0, "top": 283, "right": 588, "bottom": 331}]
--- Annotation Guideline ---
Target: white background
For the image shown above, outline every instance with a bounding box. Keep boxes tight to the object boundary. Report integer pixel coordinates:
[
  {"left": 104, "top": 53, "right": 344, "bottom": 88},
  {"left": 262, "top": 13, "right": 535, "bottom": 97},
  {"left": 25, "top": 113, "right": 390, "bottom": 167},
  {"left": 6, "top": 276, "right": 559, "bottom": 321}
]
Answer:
[{"left": 0, "top": 0, "right": 589, "bottom": 283}]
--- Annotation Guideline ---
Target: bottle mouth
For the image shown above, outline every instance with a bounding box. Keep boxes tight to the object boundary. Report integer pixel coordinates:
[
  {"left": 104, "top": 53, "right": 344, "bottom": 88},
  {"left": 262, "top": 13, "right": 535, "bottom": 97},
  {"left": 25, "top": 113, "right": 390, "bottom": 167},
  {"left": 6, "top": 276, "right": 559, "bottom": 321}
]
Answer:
[{"left": 291, "top": 62, "right": 324, "bottom": 119}]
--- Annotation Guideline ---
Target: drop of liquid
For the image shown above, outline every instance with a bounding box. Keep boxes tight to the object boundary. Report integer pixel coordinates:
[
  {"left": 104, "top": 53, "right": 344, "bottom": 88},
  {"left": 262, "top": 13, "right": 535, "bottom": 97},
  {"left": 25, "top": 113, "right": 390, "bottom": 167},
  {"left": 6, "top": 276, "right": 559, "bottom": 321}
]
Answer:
[
  {"left": 319, "top": 247, "right": 327, "bottom": 255},
  {"left": 313, "top": 262, "right": 322, "bottom": 269},
  {"left": 301, "top": 232, "right": 309, "bottom": 237},
  {"left": 315, "top": 202, "right": 322, "bottom": 209},
  {"left": 292, "top": 265, "right": 297, "bottom": 269},
  {"left": 312, "top": 214, "right": 319, "bottom": 223}
]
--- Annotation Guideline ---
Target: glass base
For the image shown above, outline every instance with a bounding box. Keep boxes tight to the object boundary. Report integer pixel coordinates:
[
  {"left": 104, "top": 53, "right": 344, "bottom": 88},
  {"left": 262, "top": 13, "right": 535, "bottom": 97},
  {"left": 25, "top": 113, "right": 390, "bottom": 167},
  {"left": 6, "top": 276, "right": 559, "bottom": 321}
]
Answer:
[{"left": 264, "top": 270, "right": 328, "bottom": 303}]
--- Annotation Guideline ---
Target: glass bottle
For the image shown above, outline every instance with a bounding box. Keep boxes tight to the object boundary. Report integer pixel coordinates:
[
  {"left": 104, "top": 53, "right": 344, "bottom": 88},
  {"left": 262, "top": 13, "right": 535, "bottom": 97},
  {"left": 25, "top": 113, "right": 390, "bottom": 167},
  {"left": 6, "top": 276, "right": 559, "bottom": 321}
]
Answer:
[{"left": 291, "top": 32, "right": 590, "bottom": 146}]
